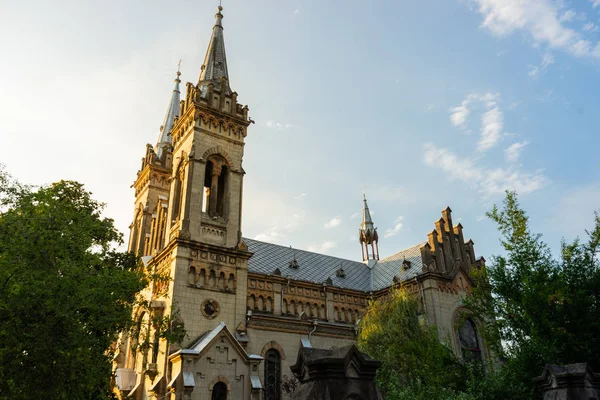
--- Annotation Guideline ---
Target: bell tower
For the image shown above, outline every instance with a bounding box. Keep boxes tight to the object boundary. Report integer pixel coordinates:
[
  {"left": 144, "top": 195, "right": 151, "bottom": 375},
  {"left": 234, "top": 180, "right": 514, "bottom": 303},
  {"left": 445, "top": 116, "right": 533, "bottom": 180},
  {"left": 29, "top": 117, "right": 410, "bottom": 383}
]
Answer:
[
  {"left": 165, "top": 4, "right": 250, "bottom": 249},
  {"left": 127, "top": 67, "right": 180, "bottom": 256},
  {"left": 156, "top": 3, "right": 252, "bottom": 348},
  {"left": 118, "top": 7, "right": 254, "bottom": 398}
]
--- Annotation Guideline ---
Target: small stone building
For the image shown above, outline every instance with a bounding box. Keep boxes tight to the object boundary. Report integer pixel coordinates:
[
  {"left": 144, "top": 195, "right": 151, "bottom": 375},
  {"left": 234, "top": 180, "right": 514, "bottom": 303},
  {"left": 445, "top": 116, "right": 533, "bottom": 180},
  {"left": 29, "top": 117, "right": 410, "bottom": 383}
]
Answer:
[
  {"left": 113, "top": 5, "right": 489, "bottom": 400},
  {"left": 535, "top": 363, "right": 600, "bottom": 400},
  {"left": 290, "top": 345, "right": 382, "bottom": 400}
]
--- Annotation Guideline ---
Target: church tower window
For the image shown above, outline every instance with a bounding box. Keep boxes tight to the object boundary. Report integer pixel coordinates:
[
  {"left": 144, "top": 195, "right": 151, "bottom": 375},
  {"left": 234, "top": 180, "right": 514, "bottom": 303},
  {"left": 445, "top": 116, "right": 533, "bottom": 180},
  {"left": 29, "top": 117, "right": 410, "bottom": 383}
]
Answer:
[
  {"left": 171, "top": 166, "right": 184, "bottom": 224},
  {"left": 264, "top": 349, "right": 281, "bottom": 400},
  {"left": 458, "top": 318, "right": 482, "bottom": 364}
]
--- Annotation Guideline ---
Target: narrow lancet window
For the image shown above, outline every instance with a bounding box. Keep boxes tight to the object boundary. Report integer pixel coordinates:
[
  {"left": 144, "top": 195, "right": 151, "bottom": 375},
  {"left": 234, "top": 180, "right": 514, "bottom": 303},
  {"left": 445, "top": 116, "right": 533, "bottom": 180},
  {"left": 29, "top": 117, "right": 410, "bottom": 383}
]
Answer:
[{"left": 203, "top": 157, "right": 228, "bottom": 218}]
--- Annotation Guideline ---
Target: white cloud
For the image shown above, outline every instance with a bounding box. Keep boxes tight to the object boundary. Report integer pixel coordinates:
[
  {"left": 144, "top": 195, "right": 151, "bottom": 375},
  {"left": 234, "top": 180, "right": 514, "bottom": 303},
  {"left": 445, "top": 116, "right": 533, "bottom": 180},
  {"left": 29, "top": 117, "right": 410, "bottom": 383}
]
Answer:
[
  {"left": 350, "top": 211, "right": 360, "bottom": 220},
  {"left": 469, "top": 0, "right": 600, "bottom": 59},
  {"left": 384, "top": 216, "right": 404, "bottom": 238},
  {"left": 423, "top": 143, "right": 546, "bottom": 197},
  {"left": 450, "top": 93, "right": 503, "bottom": 151},
  {"left": 528, "top": 53, "right": 555, "bottom": 78},
  {"left": 254, "top": 227, "right": 283, "bottom": 242},
  {"left": 559, "top": 9, "right": 577, "bottom": 22},
  {"left": 423, "top": 143, "right": 483, "bottom": 183},
  {"left": 265, "top": 120, "right": 292, "bottom": 129},
  {"left": 324, "top": 216, "right": 342, "bottom": 229},
  {"left": 293, "top": 8, "right": 300, "bottom": 14},
  {"left": 307, "top": 241, "right": 336, "bottom": 254},
  {"left": 294, "top": 192, "right": 307, "bottom": 200},
  {"left": 478, "top": 106, "right": 503, "bottom": 151},
  {"left": 449, "top": 102, "right": 470, "bottom": 127},
  {"left": 583, "top": 22, "right": 599, "bottom": 33},
  {"left": 426, "top": 104, "right": 436, "bottom": 112},
  {"left": 480, "top": 167, "right": 546, "bottom": 195},
  {"left": 591, "top": 0, "right": 600, "bottom": 8},
  {"left": 504, "top": 141, "right": 529, "bottom": 162}
]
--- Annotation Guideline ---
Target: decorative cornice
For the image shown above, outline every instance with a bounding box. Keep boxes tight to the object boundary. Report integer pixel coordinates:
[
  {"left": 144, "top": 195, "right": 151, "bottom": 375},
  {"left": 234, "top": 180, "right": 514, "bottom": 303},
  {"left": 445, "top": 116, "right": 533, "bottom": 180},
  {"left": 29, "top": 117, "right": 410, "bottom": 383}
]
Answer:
[{"left": 247, "top": 315, "right": 356, "bottom": 339}]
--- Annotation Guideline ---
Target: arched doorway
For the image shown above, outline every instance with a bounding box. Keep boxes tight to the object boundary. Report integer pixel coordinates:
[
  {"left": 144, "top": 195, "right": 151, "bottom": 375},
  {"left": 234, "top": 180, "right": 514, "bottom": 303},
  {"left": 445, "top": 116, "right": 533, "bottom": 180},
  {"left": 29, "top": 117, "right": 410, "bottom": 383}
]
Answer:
[{"left": 212, "top": 381, "right": 227, "bottom": 400}]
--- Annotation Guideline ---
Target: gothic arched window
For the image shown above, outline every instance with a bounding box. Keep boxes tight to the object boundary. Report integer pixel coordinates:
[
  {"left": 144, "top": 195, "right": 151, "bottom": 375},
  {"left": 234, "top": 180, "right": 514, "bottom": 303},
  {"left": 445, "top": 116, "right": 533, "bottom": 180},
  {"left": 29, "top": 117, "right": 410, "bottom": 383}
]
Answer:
[
  {"left": 458, "top": 318, "right": 482, "bottom": 364},
  {"left": 211, "top": 381, "right": 227, "bottom": 400},
  {"left": 264, "top": 349, "right": 281, "bottom": 400}
]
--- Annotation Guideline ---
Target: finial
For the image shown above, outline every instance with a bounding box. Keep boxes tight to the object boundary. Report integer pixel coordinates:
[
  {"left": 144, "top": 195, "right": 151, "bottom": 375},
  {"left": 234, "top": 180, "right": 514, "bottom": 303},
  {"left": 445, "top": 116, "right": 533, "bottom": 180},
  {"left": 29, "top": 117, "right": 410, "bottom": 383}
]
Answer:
[
  {"left": 214, "top": 2, "right": 224, "bottom": 27},
  {"left": 175, "top": 59, "right": 182, "bottom": 82}
]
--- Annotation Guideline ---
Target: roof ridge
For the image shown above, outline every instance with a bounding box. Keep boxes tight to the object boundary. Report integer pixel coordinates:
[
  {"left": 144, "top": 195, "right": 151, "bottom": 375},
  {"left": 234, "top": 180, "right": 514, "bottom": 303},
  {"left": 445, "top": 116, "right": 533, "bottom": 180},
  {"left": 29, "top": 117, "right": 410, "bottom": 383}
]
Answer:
[{"left": 379, "top": 241, "right": 427, "bottom": 262}]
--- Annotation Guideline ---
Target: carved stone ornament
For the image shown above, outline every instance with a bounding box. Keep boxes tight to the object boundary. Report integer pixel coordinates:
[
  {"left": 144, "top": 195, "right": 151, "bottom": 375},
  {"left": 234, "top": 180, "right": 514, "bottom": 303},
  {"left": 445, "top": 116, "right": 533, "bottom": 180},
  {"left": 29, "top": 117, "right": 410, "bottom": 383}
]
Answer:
[{"left": 201, "top": 299, "right": 220, "bottom": 320}]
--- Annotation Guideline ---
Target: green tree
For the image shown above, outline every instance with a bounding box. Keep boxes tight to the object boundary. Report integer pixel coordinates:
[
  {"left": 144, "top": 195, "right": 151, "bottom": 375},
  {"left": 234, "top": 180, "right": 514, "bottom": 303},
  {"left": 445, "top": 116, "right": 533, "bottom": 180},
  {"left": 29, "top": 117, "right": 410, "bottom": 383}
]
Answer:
[
  {"left": 465, "top": 191, "right": 600, "bottom": 399},
  {"left": 0, "top": 168, "right": 146, "bottom": 400},
  {"left": 357, "top": 288, "right": 468, "bottom": 400}
]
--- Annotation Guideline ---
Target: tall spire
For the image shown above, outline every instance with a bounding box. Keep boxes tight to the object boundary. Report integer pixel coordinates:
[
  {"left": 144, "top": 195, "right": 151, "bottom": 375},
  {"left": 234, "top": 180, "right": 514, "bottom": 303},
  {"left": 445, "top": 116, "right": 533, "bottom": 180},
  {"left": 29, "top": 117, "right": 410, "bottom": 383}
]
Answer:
[
  {"left": 198, "top": 5, "right": 230, "bottom": 93},
  {"left": 155, "top": 64, "right": 181, "bottom": 160},
  {"left": 359, "top": 194, "right": 379, "bottom": 262}
]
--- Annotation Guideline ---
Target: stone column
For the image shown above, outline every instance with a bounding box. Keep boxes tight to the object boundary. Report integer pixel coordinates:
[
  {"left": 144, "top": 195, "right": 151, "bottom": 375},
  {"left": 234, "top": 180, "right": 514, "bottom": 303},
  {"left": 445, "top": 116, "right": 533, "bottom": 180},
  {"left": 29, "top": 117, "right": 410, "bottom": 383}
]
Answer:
[{"left": 209, "top": 164, "right": 222, "bottom": 216}]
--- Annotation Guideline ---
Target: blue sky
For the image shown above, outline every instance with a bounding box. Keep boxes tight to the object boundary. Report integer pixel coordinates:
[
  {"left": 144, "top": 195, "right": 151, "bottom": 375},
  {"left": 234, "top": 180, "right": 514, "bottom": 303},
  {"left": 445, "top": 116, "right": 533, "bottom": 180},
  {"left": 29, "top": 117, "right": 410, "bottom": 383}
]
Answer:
[{"left": 1, "top": 0, "right": 599, "bottom": 262}]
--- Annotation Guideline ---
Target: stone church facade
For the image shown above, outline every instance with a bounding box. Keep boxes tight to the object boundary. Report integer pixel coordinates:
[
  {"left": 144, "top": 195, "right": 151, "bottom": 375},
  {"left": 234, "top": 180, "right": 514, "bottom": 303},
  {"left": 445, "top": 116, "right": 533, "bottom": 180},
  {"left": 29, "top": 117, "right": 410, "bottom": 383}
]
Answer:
[{"left": 113, "top": 6, "right": 488, "bottom": 400}]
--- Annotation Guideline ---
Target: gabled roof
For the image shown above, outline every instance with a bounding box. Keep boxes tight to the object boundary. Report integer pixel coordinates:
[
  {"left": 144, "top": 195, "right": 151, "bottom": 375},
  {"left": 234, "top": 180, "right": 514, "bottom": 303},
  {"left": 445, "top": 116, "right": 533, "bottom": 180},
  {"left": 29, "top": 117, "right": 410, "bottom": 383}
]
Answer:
[
  {"left": 243, "top": 237, "right": 426, "bottom": 292},
  {"left": 175, "top": 322, "right": 262, "bottom": 364}
]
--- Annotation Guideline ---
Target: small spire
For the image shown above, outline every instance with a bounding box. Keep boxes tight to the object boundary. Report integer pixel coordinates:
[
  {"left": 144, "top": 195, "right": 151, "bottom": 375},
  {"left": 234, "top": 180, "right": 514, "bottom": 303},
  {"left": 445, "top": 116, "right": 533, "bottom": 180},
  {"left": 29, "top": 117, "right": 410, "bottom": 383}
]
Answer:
[
  {"left": 361, "top": 194, "right": 374, "bottom": 231},
  {"left": 359, "top": 194, "right": 379, "bottom": 262},
  {"left": 198, "top": 4, "right": 230, "bottom": 92},
  {"left": 155, "top": 64, "right": 182, "bottom": 160}
]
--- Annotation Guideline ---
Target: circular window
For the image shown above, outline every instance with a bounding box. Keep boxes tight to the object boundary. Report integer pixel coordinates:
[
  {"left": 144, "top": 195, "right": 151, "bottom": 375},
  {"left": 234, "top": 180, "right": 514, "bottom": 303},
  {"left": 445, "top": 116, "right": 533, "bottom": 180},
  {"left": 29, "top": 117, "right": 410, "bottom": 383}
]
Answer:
[{"left": 201, "top": 299, "right": 220, "bottom": 319}]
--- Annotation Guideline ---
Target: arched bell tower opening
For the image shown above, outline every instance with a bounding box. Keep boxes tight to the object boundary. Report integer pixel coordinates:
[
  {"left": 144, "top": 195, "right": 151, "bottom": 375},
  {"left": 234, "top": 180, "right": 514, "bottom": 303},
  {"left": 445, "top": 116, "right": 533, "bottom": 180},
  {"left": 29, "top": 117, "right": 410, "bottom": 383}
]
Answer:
[
  {"left": 171, "top": 162, "right": 184, "bottom": 225},
  {"left": 203, "top": 156, "right": 229, "bottom": 219}
]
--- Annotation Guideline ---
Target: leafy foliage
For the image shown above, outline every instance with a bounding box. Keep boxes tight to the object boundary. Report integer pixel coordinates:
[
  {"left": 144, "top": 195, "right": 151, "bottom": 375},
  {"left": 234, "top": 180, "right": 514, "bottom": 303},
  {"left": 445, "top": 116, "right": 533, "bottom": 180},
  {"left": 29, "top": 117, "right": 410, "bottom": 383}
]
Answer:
[
  {"left": 357, "top": 288, "right": 468, "bottom": 400},
  {"left": 281, "top": 374, "right": 300, "bottom": 396},
  {"left": 464, "top": 191, "right": 600, "bottom": 399},
  {"left": 0, "top": 167, "right": 146, "bottom": 400}
]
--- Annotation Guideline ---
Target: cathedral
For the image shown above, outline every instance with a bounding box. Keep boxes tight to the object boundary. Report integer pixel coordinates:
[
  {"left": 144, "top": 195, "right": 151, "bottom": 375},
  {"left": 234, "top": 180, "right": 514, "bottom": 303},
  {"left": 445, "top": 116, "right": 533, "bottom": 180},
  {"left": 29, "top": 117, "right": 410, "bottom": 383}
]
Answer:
[{"left": 113, "top": 6, "right": 488, "bottom": 400}]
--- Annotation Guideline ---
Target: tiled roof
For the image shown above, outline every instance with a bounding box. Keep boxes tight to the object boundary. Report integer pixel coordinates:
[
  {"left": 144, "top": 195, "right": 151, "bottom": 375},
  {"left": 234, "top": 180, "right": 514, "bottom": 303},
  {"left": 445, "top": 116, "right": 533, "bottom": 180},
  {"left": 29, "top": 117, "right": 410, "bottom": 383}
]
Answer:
[
  {"left": 243, "top": 238, "right": 426, "bottom": 292},
  {"left": 244, "top": 238, "right": 371, "bottom": 291},
  {"left": 371, "top": 242, "right": 426, "bottom": 291}
]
